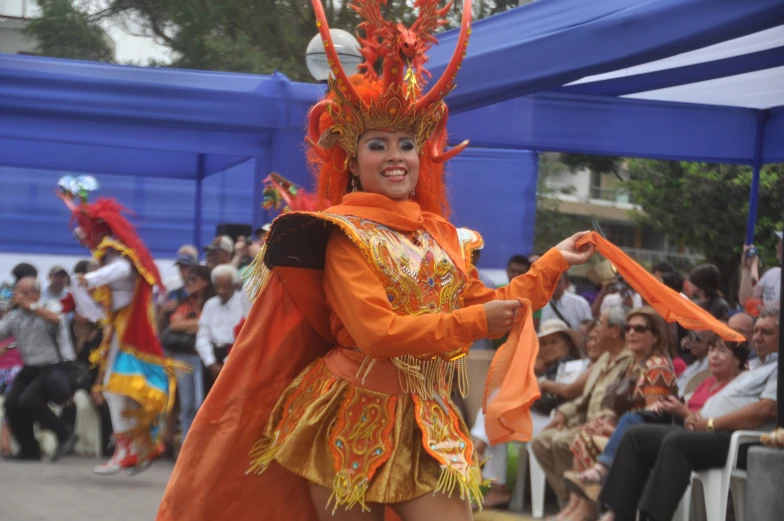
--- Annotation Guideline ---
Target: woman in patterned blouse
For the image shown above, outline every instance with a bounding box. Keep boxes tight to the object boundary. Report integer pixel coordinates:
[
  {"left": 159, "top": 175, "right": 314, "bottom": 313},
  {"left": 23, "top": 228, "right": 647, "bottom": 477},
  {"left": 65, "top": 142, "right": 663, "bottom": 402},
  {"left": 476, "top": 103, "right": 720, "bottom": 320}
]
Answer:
[{"left": 549, "top": 307, "right": 677, "bottom": 521}]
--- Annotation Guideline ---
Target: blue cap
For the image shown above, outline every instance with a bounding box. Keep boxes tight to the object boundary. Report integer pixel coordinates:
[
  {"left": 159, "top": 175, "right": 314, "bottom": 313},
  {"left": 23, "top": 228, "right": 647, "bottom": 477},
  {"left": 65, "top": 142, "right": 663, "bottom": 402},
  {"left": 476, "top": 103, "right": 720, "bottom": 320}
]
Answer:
[{"left": 174, "top": 253, "right": 198, "bottom": 267}]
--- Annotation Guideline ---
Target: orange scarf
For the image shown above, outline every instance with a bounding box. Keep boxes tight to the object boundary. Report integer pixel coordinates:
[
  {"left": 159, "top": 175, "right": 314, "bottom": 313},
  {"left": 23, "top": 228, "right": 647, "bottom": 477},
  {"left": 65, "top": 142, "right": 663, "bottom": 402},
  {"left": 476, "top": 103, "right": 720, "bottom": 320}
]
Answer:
[{"left": 577, "top": 232, "right": 743, "bottom": 342}]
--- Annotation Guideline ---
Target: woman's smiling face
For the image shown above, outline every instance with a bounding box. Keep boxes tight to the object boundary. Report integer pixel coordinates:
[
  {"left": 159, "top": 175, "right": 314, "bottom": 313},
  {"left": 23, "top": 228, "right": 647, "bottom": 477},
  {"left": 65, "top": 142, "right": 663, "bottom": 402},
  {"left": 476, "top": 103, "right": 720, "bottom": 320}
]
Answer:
[{"left": 349, "top": 130, "right": 420, "bottom": 201}]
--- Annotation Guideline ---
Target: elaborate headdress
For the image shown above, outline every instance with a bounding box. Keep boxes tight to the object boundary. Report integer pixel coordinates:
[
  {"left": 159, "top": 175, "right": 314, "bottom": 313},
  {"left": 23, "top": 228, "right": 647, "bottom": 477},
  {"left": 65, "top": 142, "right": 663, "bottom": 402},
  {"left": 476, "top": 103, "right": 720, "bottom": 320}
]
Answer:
[
  {"left": 307, "top": 0, "right": 473, "bottom": 216},
  {"left": 262, "top": 173, "right": 318, "bottom": 214},
  {"left": 56, "top": 176, "right": 164, "bottom": 291}
]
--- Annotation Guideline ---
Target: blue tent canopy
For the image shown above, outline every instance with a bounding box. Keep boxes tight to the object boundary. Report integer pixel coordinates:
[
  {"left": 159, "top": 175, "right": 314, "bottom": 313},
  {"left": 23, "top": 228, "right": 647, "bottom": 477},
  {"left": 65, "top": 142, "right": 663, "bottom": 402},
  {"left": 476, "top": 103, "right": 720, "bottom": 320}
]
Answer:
[
  {"left": 429, "top": 0, "right": 784, "bottom": 114},
  {"left": 429, "top": 0, "right": 784, "bottom": 242},
  {"left": 0, "top": 53, "right": 324, "bottom": 251},
  {"left": 0, "top": 54, "right": 539, "bottom": 266}
]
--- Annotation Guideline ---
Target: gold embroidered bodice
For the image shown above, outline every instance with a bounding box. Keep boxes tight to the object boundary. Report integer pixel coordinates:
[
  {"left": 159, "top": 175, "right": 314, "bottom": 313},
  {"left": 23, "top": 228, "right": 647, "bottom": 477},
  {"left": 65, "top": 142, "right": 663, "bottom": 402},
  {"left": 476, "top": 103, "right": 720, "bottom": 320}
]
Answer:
[{"left": 329, "top": 215, "right": 472, "bottom": 398}]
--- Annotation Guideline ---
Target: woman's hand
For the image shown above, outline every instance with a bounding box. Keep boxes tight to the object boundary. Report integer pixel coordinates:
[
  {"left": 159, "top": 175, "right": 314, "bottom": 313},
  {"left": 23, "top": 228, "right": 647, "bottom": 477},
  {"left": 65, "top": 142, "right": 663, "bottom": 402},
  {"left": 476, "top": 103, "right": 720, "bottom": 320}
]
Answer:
[
  {"left": 658, "top": 395, "right": 690, "bottom": 419},
  {"left": 482, "top": 300, "right": 522, "bottom": 338},
  {"left": 555, "top": 231, "right": 597, "bottom": 266}
]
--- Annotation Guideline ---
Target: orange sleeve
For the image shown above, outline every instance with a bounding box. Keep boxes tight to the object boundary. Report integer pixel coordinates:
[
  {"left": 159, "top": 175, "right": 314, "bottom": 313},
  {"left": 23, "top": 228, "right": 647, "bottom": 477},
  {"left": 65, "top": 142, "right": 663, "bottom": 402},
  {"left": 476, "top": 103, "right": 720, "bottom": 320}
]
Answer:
[
  {"left": 323, "top": 231, "right": 488, "bottom": 359},
  {"left": 464, "top": 248, "right": 569, "bottom": 309}
]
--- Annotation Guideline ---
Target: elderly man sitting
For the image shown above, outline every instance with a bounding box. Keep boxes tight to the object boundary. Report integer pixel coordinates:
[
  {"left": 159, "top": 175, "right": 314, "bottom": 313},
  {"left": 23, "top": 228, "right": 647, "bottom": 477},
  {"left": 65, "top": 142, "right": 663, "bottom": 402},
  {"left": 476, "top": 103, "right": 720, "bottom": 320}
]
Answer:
[
  {"left": 530, "top": 307, "right": 634, "bottom": 505},
  {"left": 196, "top": 265, "right": 245, "bottom": 388}
]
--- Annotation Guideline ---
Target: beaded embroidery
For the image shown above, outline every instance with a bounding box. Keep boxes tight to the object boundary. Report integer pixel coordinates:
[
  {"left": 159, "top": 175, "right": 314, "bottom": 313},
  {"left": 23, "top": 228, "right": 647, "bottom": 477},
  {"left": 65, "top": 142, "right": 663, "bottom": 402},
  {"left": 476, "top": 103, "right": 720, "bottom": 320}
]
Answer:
[
  {"left": 328, "top": 386, "right": 397, "bottom": 512},
  {"left": 247, "top": 360, "right": 337, "bottom": 475},
  {"left": 327, "top": 215, "right": 471, "bottom": 399}
]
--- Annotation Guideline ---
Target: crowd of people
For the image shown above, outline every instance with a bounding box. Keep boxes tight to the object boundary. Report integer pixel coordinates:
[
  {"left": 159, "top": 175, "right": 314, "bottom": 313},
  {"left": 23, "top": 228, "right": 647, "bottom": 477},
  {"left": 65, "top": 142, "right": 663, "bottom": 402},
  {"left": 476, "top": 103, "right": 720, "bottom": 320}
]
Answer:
[
  {"left": 0, "top": 227, "right": 779, "bottom": 521},
  {"left": 467, "top": 229, "right": 781, "bottom": 521},
  {"left": 0, "top": 227, "right": 268, "bottom": 461}
]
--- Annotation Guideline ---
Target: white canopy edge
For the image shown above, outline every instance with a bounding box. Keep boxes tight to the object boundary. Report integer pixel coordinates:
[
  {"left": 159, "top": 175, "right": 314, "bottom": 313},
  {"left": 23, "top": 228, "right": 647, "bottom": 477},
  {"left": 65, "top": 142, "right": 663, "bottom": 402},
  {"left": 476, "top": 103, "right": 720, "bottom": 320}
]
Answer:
[
  {"left": 622, "top": 65, "right": 784, "bottom": 110},
  {"left": 567, "top": 25, "right": 784, "bottom": 85}
]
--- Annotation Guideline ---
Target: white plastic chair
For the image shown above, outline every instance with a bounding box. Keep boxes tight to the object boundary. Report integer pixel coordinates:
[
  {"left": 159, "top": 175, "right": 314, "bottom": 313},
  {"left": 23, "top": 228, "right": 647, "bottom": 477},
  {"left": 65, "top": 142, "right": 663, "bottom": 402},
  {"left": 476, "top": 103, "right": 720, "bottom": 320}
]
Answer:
[
  {"left": 528, "top": 442, "right": 547, "bottom": 518},
  {"left": 690, "top": 430, "right": 762, "bottom": 521}
]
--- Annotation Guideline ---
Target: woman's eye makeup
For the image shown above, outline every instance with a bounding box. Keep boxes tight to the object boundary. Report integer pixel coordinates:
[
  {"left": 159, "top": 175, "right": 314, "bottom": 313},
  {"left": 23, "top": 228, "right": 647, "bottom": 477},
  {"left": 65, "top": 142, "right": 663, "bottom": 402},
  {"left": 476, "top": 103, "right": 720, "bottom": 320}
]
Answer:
[
  {"left": 367, "top": 139, "right": 386, "bottom": 150},
  {"left": 400, "top": 139, "right": 415, "bottom": 151}
]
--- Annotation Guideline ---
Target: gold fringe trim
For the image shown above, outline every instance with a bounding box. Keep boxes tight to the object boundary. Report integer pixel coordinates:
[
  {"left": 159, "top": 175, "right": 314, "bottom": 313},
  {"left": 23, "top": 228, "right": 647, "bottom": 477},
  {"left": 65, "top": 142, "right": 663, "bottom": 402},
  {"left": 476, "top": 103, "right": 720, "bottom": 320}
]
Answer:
[
  {"left": 434, "top": 464, "right": 487, "bottom": 509},
  {"left": 390, "top": 355, "right": 469, "bottom": 399},
  {"left": 327, "top": 471, "right": 371, "bottom": 514},
  {"left": 244, "top": 242, "right": 271, "bottom": 303},
  {"left": 246, "top": 432, "right": 280, "bottom": 476}
]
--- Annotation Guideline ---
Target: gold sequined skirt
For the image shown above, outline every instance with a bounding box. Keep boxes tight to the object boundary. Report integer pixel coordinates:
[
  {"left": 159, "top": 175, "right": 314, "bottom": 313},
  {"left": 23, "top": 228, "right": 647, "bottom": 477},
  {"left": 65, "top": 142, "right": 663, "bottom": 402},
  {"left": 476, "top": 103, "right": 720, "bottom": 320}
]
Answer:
[{"left": 248, "top": 358, "right": 483, "bottom": 511}]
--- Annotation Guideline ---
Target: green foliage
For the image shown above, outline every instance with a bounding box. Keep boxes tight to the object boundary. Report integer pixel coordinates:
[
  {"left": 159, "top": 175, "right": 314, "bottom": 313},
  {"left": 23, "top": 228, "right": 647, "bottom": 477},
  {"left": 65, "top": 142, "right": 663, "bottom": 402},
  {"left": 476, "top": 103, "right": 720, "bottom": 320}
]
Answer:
[
  {"left": 29, "top": 1, "right": 521, "bottom": 77},
  {"left": 623, "top": 160, "right": 784, "bottom": 301},
  {"left": 560, "top": 153, "right": 622, "bottom": 176},
  {"left": 25, "top": 0, "right": 114, "bottom": 62},
  {"left": 533, "top": 153, "right": 587, "bottom": 253}
]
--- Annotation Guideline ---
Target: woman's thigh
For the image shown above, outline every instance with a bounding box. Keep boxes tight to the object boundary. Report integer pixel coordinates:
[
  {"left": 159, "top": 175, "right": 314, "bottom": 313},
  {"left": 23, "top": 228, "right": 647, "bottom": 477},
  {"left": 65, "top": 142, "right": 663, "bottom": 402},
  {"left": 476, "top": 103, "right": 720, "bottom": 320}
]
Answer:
[
  {"left": 390, "top": 491, "right": 473, "bottom": 521},
  {"left": 308, "top": 483, "right": 385, "bottom": 521}
]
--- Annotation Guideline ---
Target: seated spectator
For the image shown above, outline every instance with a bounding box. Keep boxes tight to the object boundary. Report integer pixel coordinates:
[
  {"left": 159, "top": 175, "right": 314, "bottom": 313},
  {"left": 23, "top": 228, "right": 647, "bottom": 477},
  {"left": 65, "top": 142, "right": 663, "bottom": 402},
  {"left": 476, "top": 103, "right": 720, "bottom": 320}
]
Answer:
[
  {"left": 531, "top": 307, "right": 634, "bottom": 507},
  {"left": 44, "top": 266, "right": 69, "bottom": 303},
  {"left": 565, "top": 334, "right": 748, "bottom": 507},
  {"left": 578, "top": 319, "right": 596, "bottom": 344},
  {"left": 253, "top": 224, "right": 272, "bottom": 245},
  {"left": 532, "top": 320, "right": 587, "bottom": 426},
  {"left": 597, "top": 306, "right": 778, "bottom": 521},
  {"left": 539, "top": 319, "right": 607, "bottom": 406},
  {"left": 11, "top": 263, "right": 37, "bottom": 284},
  {"left": 553, "top": 307, "right": 678, "bottom": 521},
  {"left": 162, "top": 266, "right": 214, "bottom": 440},
  {"left": 158, "top": 246, "right": 199, "bottom": 332},
  {"left": 0, "top": 277, "right": 78, "bottom": 461},
  {"left": 196, "top": 265, "right": 244, "bottom": 388},
  {"left": 675, "top": 330, "right": 711, "bottom": 395},
  {"left": 506, "top": 254, "right": 532, "bottom": 280},
  {"left": 591, "top": 276, "right": 643, "bottom": 319},
  {"left": 541, "top": 272, "right": 594, "bottom": 330},
  {"left": 739, "top": 230, "right": 782, "bottom": 314},
  {"left": 689, "top": 263, "right": 731, "bottom": 321},
  {"left": 204, "top": 236, "right": 234, "bottom": 270}
]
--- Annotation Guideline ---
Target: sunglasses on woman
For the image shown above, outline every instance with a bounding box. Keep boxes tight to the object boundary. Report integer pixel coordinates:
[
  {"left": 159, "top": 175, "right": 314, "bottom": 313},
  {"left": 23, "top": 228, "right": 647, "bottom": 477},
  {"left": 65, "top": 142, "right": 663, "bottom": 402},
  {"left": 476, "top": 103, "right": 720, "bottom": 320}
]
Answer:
[{"left": 624, "top": 324, "right": 651, "bottom": 334}]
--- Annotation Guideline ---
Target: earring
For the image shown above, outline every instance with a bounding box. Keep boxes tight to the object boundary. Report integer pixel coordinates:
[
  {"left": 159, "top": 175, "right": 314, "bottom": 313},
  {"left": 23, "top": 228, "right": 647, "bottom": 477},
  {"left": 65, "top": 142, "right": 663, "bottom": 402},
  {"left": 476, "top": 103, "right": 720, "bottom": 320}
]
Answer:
[
  {"left": 410, "top": 187, "right": 416, "bottom": 197},
  {"left": 351, "top": 176, "right": 358, "bottom": 193}
]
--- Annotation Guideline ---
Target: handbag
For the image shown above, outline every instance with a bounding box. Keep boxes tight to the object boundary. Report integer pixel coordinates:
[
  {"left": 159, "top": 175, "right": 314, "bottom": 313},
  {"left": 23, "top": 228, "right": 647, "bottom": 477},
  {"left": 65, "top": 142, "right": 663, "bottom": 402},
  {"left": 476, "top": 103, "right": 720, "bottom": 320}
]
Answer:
[
  {"left": 601, "top": 372, "right": 640, "bottom": 416},
  {"left": 161, "top": 327, "right": 197, "bottom": 354}
]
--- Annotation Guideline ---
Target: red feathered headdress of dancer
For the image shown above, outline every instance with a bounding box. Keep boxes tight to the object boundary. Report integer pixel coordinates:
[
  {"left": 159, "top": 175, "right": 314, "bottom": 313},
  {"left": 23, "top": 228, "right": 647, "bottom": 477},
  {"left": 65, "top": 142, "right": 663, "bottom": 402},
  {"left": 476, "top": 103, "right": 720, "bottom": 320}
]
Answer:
[
  {"left": 306, "top": 0, "right": 473, "bottom": 217},
  {"left": 262, "top": 172, "right": 319, "bottom": 213},
  {"left": 56, "top": 176, "right": 164, "bottom": 293}
]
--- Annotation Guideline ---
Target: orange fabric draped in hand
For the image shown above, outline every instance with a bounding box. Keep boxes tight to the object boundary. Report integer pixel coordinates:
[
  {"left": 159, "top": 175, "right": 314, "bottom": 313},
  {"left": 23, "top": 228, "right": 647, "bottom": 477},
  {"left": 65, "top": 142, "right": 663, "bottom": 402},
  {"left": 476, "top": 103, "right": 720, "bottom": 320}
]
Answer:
[
  {"left": 577, "top": 232, "right": 744, "bottom": 342},
  {"left": 483, "top": 298, "right": 541, "bottom": 444}
]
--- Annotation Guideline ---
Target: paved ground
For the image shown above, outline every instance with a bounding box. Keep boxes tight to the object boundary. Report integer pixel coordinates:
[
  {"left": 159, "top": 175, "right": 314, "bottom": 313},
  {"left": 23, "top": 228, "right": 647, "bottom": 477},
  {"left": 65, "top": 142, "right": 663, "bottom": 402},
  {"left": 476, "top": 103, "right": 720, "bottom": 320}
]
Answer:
[
  {"left": 0, "top": 456, "right": 173, "bottom": 521},
  {"left": 0, "top": 456, "right": 537, "bottom": 521}
]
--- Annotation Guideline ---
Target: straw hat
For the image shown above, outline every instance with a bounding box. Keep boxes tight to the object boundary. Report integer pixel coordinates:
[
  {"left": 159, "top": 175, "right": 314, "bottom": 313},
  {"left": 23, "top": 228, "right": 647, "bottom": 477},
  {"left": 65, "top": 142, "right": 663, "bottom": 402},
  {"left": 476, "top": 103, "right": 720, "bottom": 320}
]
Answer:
[{"left": 538, "top": 319, "right": 584, "bottom": 356}]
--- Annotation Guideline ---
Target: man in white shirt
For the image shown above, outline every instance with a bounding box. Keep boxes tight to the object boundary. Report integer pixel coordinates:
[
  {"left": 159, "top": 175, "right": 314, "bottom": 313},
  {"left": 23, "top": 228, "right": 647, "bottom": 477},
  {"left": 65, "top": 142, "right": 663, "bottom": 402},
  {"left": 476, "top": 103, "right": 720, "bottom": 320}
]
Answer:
[
  {"left": 540, "top": 272, "right": 593, "bottom": 330},
  {"left": 196, "top": 264, "right": 245, "bottom": 383},
  {"left": 739, "top": 230, "right": 782, "bottom": 311}
]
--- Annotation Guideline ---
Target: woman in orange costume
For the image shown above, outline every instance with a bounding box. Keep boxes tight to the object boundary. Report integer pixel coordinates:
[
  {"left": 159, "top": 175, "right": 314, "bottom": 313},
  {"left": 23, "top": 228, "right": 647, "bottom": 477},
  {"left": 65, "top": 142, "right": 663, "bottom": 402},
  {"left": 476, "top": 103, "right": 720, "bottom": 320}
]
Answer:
[{"left": 157, "top": 0, "right": 595, "bottom": 520}]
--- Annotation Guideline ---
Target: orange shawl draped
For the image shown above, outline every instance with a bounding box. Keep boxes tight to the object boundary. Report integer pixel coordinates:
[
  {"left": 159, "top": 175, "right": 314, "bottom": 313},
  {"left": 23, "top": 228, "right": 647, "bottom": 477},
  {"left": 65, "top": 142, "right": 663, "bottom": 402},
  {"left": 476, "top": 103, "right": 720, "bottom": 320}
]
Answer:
[{"left": 578, "top": 233, "right": 744, "bottom": 342}]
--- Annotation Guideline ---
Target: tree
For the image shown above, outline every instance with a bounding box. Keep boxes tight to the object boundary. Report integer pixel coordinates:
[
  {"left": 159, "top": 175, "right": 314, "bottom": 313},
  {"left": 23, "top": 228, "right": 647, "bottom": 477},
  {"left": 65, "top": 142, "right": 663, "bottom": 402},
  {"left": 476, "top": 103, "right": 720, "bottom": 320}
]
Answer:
[
  {"left": 533, "top": 153, "right": 587, "bottom": 253},
  {"left": 560, "top": 153, "right": 623, "bottom": 180},
  {"left": 30, "top": 1, "right": 521, "bottom": 78},
  {"left": 25, "top": 0, "right": 114, "bottom": 62},
  {"left": 623, "top": 160, "right": 784, "bottom": 302}
]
